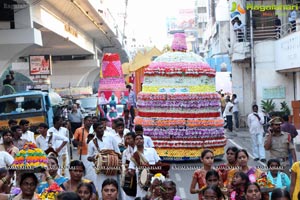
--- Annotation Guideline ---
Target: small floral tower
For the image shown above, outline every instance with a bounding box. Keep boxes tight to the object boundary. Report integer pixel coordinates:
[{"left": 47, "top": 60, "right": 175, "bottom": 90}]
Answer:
[
  {"left": 12, "top": 142, "right": 48, "bottom": 170},
  {"left": 38, "top": 182, "right": 64, "bottom": 200},
  {"left": 98, "top": 53, "right": 127, "bottom": 100},
  {"left": 135, "top": 33, "right": 226, "bottom": 161}
]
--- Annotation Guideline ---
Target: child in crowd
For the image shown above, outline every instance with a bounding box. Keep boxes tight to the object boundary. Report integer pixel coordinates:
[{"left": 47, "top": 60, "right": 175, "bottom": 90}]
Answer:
[
  {"left": 202, "top": 185, "right": 225, "bottom": 200},
  {"left": 77, "top": 182, "right": 93, "bottom": 200},
  {"left": 229, "top": 171, "right": 250, "bottom": 200},
  {"left": 266, "top": 159, "right": 290, "bottom": 193},
  {"left": 245, "top": 182, "right": 262, "bottom": 200},
  {"left": 190, "top": 149, "right": 222, "bottom": 200},
  {"left": 270, "top": 188, "right": 291, "bottom": 200}
]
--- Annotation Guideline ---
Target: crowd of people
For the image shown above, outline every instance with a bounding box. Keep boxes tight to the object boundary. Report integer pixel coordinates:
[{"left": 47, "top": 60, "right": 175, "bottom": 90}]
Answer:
[
  {"left": 0, "top": 110, "right": 182, "bottom": 200},
  {"left": 0, "top": 89, "right": 299, "bottom": 199}
]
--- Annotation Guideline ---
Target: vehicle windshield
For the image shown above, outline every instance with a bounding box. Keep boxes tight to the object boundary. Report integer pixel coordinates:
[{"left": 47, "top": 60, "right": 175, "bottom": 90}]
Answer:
[
  {"left": 0, "top": 95, "right": 43, "bottom": 114},
  {"left": 79, "top": 97, "right": 97, "bottom": 109}
]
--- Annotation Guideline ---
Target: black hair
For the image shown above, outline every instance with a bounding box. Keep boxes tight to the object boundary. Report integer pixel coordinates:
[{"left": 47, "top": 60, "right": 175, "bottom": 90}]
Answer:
[
  {"left": 69, "top": 160, "right": 86, "bottom": 175},
  {"left": 53, "top": 116, "right": 62, "bottom": 124},
  {"left": 10, "top": 125, "right": 21, "bottom": 132},
  {"left": 267, "top": 159, "right": 281, "bottom": 168},
  {"left": 245, "top": 182, "right": 261, "bottom": 194},
  {"left": 236, "top": 149, "right": 249, "bottom": 160},
  {"left": 202, "top": 185, "right": 224, "bottom": 199},
  {"left": 48, "top": 155, "right": 59, "bottom": 166},
  {"left": 57, "top": 192, "right": 81, "bottom": 200},
  {"left": 20, "top": 173, "right": 38, "bottom": 186},
  {"left": 112, "top": 118, "right": 119, "bottom": 125},
  {"left": 233, "top": 171, "right": 250, "bottom": 185},
  {"left": 232, "top": 94, "right": 237, "bottom": 98},
  {"left": 252, "top": 104, "right": 258, "bottom": 110},
  {"left": 125, "top": 132, "right": 136, "bottom": 138},
  {"left": 77, "top": 182, "right": 93, "bottom": 196},
  {"left": 135, "top": 124, "right": 143, "bottom": 132},
  {"left": 102, "top": 178, "right": 119, "bottom": 192},
  {"left": 1, "top": 130, "right": 12, "bottom": 137},
  {"left": 226, "top": 146, "right": 239, "bottom": 154},
  {"left": 19, "top": 119, "right": 29, "bottom": 126},
  {"left": 133, "top": 134, "right": 143, "bottom": 140},
  {"left": 93, "top": 122, "right": 103, "bottom": 131},
  {"left": 126, "top": 84, "right": 132, "bottom": 89},
  {"left": 8, "top": 119, "right": 17, "bottom": 126},
  {"left": 84, "top": 116, "right": 92, "bottom": 121},
  {"left": 116, "top": 121, "right": 124, "bottom": 128},
  {"left": 92, "top": 116, "right": 99, "bottom": 120},
  {"left": 205, "top": 170, "right": 220, "bottom": 181},
  {"left": 271, "top": 188, "right": 291, "bottom": 200},
  {"left": 99, "top": 118, "right": 108, "bottom": 122},
  {"left": 38, "top": 123, "right": 49, "bottom": 129},
  {"left": 282, "top": 115, "right": 289, "bottom": 122},
  {"left": 201, "top": 149, "right": 214, "bottom": 158},
  {"left": 0, "top": 167, "right": 8, "bottom": 174}
]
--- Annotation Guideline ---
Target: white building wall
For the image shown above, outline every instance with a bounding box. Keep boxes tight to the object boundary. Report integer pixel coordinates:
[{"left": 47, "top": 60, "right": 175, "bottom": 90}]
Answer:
[
  {"left": 31, "top": 2, "right": 95, "bottom": 54},
  {"left": 232, "top": 62, "right": 251, "bottom": 119},
  {"left": 255, "top": 41, "right": 295, "bottom": 112}
]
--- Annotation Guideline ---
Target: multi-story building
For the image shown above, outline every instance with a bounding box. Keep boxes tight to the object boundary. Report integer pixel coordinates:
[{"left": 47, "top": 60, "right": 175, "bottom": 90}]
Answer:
[
  {"left": 0, "top": 0, "right": 128, "bottom": 91},
  {"left": 229, "top": 0, "right": 300, "bottom": 124},
  {"left": 197, "top": 0, "right": 233, "bottom": 93}
]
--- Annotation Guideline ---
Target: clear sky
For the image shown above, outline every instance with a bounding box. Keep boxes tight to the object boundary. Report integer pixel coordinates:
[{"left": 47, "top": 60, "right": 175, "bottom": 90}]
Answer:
[{"left": 126, "top": 0, "right": 195, "bottom": 49}]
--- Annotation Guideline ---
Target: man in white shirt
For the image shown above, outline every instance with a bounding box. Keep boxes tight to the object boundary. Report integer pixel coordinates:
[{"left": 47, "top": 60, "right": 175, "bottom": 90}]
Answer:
[
  {"left": 87, "top": 122, "right": 121, "bottom": 198},
  {"left": 122, "top": 132, "right": 137, "bottom": 200},
  {"left": 19, "top": 119, "right": 35, "bottom": 143},
  {"left": 232, "top": 94, "right": 239, "bottom": 130},
  {"left": 47, "top": 116, "right": 70, "bottom": 175},
  {"left": 89, "top": 116, "right": 100, "bottom": 134},
  {"left": 36, "top": 122, "right": 68, "bottom": 152},
  {"left": 129, "top": 134, "right": 161, "bottom": 198},
  {"left": 0, "top": 151, "right": 14, "bottom": 168},
  {"left": 289, "top": 9, "right": 297, "bottom": 32},
  {"left": 134, "top": 125, "right": 154, "bottom": 148},
  {"left": 223, "top": 98, "right": 234, "bottom": 132},
  {"left": 247, "top": 104, "right": 266, "bottom": 162}
]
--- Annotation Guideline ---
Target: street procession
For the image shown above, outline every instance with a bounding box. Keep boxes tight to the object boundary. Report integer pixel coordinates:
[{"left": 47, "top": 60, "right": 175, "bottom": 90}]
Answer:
[{"left": 1, "top": 0, "right": 300, "bottom": 200}]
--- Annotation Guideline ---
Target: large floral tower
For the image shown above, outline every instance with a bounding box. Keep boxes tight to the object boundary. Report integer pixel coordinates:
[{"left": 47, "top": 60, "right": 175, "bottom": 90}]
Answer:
[
  {"left": 135, "top": 33, "right": 226, "bottom": 161},
  {"left": 98, "top": 53, "right": 127, "bottom": 100}
]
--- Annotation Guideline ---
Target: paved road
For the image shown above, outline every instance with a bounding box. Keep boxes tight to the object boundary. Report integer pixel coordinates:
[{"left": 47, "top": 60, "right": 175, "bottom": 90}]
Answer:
[{"left": 68, "top": 128, "right": 300, "bottom": 200}]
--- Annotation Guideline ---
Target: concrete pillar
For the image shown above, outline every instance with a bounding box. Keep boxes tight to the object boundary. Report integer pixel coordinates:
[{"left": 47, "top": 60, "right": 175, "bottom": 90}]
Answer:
[
  {"left": 296, "top": 72, "right": 300, "bottom": 100},
  {"left": 14, "top": 6, "right": 33, "bottom": 29}
]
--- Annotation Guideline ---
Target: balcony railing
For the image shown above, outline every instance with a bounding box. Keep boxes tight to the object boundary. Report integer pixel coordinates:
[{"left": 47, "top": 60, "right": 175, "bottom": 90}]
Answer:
[{"left": 235, "top": 23, "right": 295, "bottom": 42}]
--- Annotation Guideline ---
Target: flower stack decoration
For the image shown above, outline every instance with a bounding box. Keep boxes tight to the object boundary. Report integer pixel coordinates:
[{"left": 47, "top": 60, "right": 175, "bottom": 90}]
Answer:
[
  {"left": 98, "top": 53, "right": 127, "bottom": 100},
  {"left": 38, "top": 182, "right": 64, "bottom": 200},
  {"left": 11, "top": 142, "right": 48, "bottom": 171},
  {"left": 135, "top": 33, "right": 226, "bottom": 161},
  {"left": 256, "top": 174, "right": 275, "bottom": 193}
]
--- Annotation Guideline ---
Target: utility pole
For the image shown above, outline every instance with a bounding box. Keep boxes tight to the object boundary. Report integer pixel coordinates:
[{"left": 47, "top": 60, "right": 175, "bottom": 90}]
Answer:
[
  {"left": 122, "top": 0, "right": 128, "bottom": 48},
  {"left": 250, "top": 7, "right": 256, "bottom": 105}
]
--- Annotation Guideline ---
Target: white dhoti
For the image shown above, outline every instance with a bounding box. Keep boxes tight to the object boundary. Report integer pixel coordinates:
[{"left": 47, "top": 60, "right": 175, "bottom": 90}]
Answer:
[{"left": 80, "top": 155, "right": 97, "bottom": 183}]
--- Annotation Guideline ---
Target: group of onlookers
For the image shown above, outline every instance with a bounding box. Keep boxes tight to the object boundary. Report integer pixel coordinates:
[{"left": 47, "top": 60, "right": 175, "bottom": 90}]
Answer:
[{"left": 189, "top": 147, "right": 300, "bottom": 200}]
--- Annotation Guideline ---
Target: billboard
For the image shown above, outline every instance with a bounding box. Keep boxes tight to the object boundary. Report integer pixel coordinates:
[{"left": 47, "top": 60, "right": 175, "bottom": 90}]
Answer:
[{"left": 29, "top": 55, "right": 52, "bottom": 76}]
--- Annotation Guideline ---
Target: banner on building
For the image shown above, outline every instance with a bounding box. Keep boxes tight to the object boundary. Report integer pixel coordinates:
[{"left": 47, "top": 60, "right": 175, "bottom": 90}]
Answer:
[
  {"left": 229, "top": 0, "right": 246, "bottom": 25},
  {"left": 29, "top": 55, "right": 52, "bottom": 76}
]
